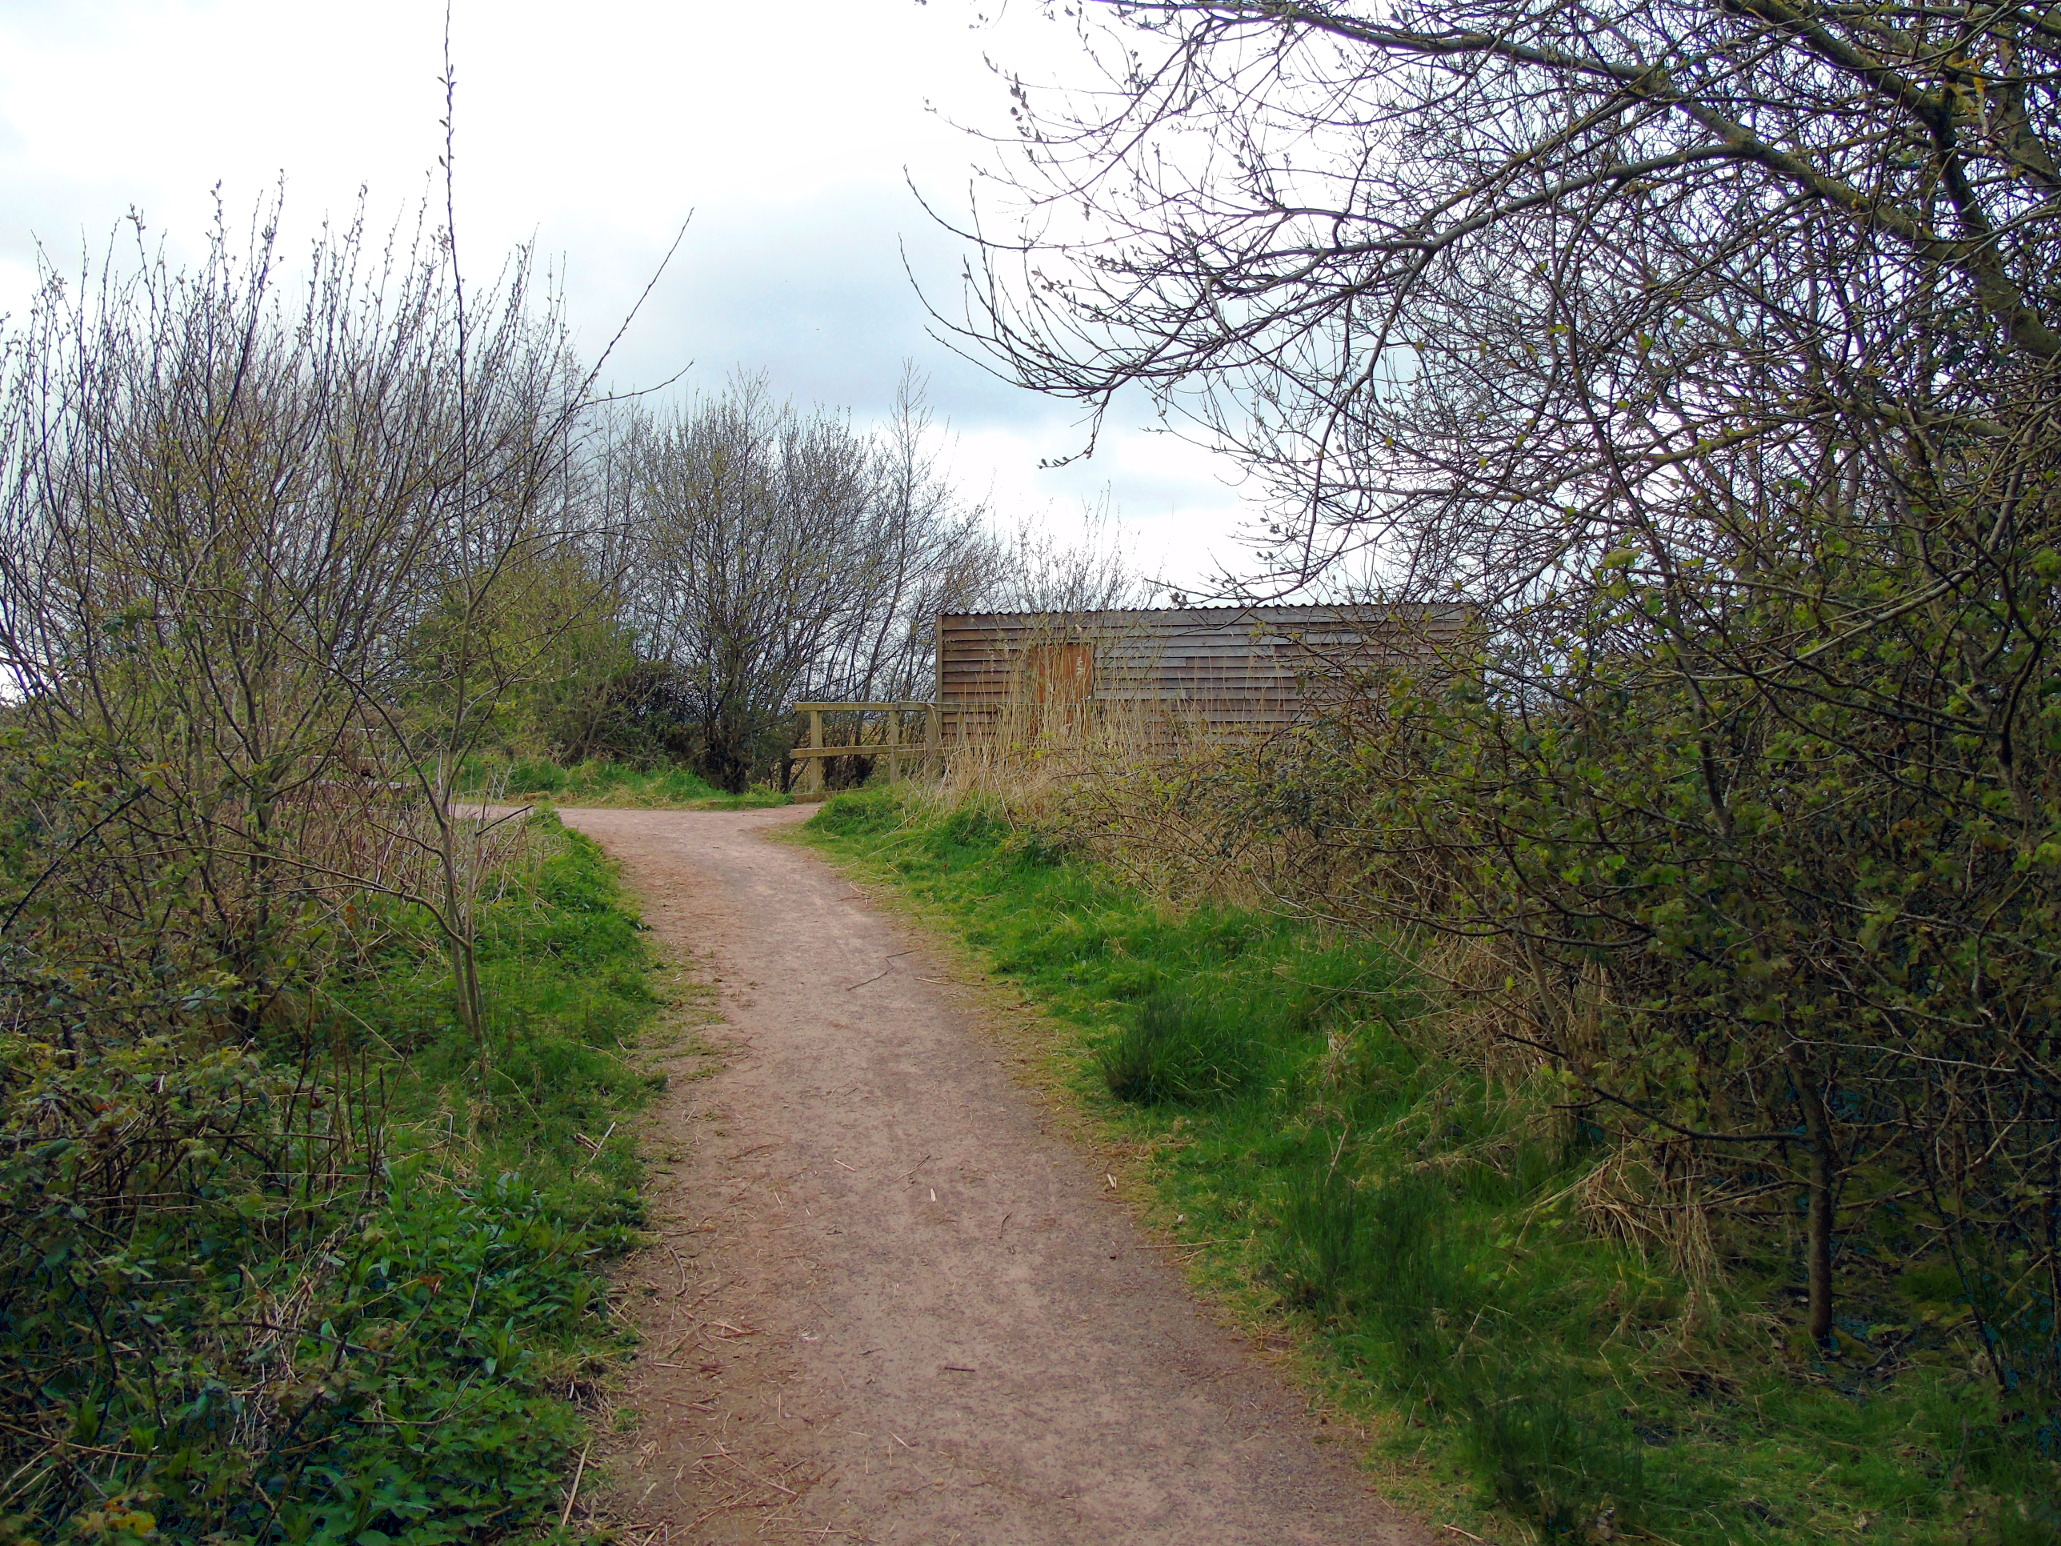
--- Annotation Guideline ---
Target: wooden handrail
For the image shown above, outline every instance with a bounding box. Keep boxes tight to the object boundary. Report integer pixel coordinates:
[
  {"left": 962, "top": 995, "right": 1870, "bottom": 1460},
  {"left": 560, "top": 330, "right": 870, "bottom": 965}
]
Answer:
[
  {"left": 787, "top": 700, "right": 942, "bottom": 794},
  {"left": 792, "top": 700, "right": 935, "bottom": 712},
  {"left": 788, "top": 744, "right": 887, "bottom": 759}
]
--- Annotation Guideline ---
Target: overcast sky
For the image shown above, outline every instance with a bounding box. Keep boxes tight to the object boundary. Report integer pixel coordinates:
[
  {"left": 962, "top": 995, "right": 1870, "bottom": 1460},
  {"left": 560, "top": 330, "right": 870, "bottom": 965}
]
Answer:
[{"left": 0, "top": 0, "right": 1260, "bottom": 590}]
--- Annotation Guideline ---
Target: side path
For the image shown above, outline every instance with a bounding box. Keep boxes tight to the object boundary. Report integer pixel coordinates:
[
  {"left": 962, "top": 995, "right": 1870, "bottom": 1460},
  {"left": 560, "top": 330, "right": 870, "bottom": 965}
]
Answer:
[{"left": 567, "top": 804, "right": 1433, "bottom": 1545}]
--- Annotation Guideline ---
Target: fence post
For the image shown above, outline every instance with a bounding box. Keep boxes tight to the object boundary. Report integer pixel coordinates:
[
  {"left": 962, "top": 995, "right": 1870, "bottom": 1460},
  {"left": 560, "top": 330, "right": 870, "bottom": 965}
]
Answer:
[
  {"left": 886, "top": 704, "right": 902, "bottom": 783},
  {"left": 925, "top": 701, "right": 941, "bottom": 779},
  {"left": 804, "top": 708, "right": 824, "bottom": 797}
]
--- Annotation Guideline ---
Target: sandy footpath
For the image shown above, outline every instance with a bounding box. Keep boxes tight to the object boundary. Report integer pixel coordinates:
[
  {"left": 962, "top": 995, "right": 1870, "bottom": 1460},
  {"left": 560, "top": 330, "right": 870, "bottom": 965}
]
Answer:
[{"left": 560, "top": 804, "right": 1432, "bottom": 1546}]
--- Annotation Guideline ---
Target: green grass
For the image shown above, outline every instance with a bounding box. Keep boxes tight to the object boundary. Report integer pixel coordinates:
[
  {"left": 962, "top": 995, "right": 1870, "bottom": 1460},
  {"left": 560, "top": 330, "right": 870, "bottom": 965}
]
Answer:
[
  {"left": 460, "top": 755, "right": 791, "bottom": 811},
  {"left": 799, "top": 787, "right": 2060, "bottom": 1546},
  {"left": 1, "top": 815, "right": 674, "bottom": 1546}
]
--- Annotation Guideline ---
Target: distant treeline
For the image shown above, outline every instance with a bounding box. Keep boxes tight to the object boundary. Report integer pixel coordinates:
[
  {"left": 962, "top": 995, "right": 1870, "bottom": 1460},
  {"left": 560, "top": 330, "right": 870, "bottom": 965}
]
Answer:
[{"left": 540, "top": 374, "right": 1144, "bottom": 791}]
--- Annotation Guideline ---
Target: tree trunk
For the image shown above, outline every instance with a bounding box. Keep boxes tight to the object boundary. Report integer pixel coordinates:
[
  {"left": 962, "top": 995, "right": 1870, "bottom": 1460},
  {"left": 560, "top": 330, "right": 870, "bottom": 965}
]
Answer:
[
  {"left": 432, "top": 753, "right": 490, "bottom": 1073},
  {"left": 1789, "top": 1047, "right": 1838, "bottom": 1347}
]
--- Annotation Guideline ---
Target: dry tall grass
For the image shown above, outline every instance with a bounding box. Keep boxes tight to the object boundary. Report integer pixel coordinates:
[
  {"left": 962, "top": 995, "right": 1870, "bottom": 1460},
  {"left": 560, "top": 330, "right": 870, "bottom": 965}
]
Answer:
[{"left": 921, "top": 667, "right": 1729, "bottom": 1285}]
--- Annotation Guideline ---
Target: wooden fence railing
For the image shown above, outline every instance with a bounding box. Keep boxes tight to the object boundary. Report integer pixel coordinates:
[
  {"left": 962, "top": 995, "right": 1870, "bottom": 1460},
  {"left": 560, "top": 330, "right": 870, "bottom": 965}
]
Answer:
[{"left": 789, "top": 701, "right": 940, "bottom": 795}]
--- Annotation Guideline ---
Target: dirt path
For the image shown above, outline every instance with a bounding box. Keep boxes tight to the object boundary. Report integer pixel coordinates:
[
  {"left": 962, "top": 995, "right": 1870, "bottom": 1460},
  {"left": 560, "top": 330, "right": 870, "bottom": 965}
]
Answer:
[{"left": 566, "top": 805, "right": 1433, "bottom": 1546}]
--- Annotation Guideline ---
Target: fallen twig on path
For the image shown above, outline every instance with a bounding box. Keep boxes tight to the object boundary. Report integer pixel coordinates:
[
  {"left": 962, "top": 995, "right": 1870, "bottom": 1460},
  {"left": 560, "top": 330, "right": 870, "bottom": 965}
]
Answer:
[
  {"left": 660, "top": 1241, "right": 690, "bottom": 1295},
  {"left": 557, "top": 1443, "right": 590, "bottom": 1528},
  {"left": 697, "top": 1445, "right": 798, "bottom": 1496}
]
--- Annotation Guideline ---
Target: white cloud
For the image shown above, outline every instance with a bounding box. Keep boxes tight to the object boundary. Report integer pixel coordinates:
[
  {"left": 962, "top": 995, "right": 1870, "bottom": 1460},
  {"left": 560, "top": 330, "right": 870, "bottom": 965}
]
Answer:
[{"left": 0, "top": 0, "right": 1264, "bottom": 590}]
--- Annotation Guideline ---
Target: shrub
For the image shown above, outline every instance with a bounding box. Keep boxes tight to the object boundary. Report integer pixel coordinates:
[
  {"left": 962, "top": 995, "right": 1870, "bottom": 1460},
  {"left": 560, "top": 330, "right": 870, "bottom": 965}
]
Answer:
[
  {"left": 813, "top": 789, "right": 902, "bottom": 838},
  {"left": 1097, "top": 988, "right": 1258, "bottom": 1104},
  {"left": 805, "top": 785, "right": 2061, "bottom": 1544},
  {"left": 0, "top": 818, "right": 655, "bottom": 1543}
]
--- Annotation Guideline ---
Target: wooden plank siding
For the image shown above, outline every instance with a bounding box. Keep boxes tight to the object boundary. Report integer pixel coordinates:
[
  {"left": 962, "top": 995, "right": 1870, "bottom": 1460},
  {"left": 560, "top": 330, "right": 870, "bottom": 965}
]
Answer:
[{"left": 936, "top": 605, "right": 1468, "bottom": 746}]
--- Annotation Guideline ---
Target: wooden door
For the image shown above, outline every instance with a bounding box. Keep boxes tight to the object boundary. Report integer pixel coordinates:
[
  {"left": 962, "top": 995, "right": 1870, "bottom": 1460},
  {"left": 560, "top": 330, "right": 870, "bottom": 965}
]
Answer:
[
  {"left": 1021, "top": 641, "right": 1095, "bottom": 742},
  {"left": 1025, "top": 642, "right": 1095, "bottom": 705}
]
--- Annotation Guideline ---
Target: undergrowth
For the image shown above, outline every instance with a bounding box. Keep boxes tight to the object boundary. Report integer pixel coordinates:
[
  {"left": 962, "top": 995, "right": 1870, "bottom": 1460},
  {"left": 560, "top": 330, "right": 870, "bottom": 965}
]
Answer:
[
  {"left": 801, "top": 786, "right": 2059, "bottom": 1546},
  {"left": 0, "top": 815, "right": 662, "bottom": 1545},
  {"left": 458, "top": 757, "right": 789, "bottom": 812}
]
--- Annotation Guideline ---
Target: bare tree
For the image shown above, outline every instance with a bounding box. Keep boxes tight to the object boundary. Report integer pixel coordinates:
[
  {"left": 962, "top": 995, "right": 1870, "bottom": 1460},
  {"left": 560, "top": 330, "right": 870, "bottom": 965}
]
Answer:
[
  {"left": 989, "top": 493, "right": 1157, "bottom": 614},
  {"left": 614, "top": 373, "right": 997, "bottom": 789},
  {"left": 0, "top": 204, "right": 605, "bottom": 1064},
  {"left": 810, "top": 369, "right": 1009, "bottom": 701},
  {"left": 954, "top": 0, "right": 2057, "bottom": 584}
]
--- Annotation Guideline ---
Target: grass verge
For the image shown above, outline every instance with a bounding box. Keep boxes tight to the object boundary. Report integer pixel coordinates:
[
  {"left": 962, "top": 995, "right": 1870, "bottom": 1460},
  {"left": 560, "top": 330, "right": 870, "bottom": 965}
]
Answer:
[
  {"left": 798, "top": 786, "right": 2058, "bottom": 1546},
  {"left": 2, "top": 814, "right": 666, "bottom": 1546},
  {"left": 459, "top": 757, "right": 790, "bottom": 812}
]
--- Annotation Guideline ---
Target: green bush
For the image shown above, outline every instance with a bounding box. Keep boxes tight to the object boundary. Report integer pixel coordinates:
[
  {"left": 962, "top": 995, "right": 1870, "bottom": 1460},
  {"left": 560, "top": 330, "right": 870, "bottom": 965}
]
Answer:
[
  {"left": 812, "top": 788, "right": 903, "bottom": 837},
  {"left": 802, "top": 786, "right": 2061, "bottom": 1545},
  {"left": 506, "top": 756, "right": 566, "bottom": 793},
  {"left": 0, "top": 817, "right": 659, "bottom": 1544},
  {"left": 1096, "top": 988, "right": 1258, "bottom": 1104},
  {"left": 460, "top": 756, "right": 789, "bottom": 811}
]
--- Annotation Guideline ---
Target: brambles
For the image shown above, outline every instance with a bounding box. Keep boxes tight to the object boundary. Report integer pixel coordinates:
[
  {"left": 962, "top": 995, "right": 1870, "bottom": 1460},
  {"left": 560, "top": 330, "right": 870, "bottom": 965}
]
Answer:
[
  {"left": 0, "top": 209, "right": 658, "bottom": 1542},
  {"left": 0, "top": 814, "right": 657, "bottom": 1543},
  {"left": 950, "top": 2, "right": 2061, "bottom": 1529},
  {"left": 807, "top": 785, "right": 2061, "bottom": 1543}
]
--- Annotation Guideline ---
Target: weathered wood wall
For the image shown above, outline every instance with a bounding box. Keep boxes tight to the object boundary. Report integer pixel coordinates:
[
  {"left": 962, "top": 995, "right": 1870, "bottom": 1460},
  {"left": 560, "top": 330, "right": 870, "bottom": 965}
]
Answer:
[{"left": 936, "top": 605, "right": 1467, "bottom": 744}]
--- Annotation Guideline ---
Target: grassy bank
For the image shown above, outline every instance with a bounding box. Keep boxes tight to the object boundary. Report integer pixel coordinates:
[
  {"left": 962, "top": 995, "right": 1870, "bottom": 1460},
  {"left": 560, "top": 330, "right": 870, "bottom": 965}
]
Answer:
[
  {"left": 800, "top": 787, "right": 2057, "bottom": 1546},
  {"left": 1, "top": 815, "right": 665, "bottom": 1545},
  {"left": 459, "top": 757, "right": 790, "bottom": 812}
]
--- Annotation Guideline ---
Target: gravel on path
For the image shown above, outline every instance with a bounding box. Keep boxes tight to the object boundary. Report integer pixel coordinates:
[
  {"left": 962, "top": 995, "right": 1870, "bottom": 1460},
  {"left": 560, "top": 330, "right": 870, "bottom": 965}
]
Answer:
[{"left": 565, "top": 804, "right": 1435, "bottom": 1546}]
